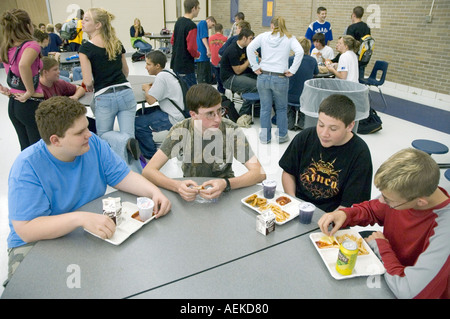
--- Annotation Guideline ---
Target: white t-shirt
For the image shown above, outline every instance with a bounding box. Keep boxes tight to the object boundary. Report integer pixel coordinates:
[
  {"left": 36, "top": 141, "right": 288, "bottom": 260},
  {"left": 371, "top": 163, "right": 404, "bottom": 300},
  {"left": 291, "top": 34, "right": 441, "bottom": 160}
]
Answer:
[
  {"left": 148, "top": 70, "right": 186, "bottom": 124},
  {"left": 311, "top": 45, "right": 335, "bottom": 62},
  {"left": 337, "top": 50, "right": 359, "bottom": 83}
]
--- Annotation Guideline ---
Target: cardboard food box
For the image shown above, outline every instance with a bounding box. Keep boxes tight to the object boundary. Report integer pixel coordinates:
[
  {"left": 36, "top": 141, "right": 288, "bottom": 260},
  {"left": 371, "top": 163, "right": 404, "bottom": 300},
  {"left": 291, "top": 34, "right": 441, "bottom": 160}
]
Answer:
[{"left": 256, "top": 211, "right": 276, "bottom": 235}]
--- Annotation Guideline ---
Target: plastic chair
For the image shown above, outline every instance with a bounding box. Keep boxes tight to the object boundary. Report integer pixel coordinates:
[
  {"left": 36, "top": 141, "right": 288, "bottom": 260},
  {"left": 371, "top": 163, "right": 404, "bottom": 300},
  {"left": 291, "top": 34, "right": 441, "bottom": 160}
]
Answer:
[
  {"left": 445, "top": 169, "right": 450, "bottom": 181},
  {"left": 288, "top": 102, "right": 301, "bottom": 130},
  {"left": 412, "top": 139, "right": 450, "bottom": 169},
  {"left": 359, "top": 61, "right": 389, "bottom": 108},
  {"left": 242, "top": 92, "right": 260, "bottom": 122}
]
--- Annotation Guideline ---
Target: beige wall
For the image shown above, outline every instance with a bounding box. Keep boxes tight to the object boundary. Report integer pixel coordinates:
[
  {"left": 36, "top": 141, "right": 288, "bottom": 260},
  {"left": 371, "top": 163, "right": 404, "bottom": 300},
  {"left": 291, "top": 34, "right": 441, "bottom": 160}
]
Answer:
[
  {"left": 0, "top": 0, "right": 211, "bottom": 53},
  {"left": 211, "top": 0, "right": 450, "bottom": 96}
]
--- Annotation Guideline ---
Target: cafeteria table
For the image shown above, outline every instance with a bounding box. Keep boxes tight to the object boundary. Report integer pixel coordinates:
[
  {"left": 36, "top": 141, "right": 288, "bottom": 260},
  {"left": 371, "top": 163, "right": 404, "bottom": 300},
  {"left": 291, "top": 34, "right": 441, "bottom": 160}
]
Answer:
[
  {"left": 2, "top": 179, "right": 326, "bottom": 299},
  {"left": 59, "top": 51, "right": 80, "bottom": 73},
  {"left": 133, "top": 233, "right": 394, "bottom": 299}
]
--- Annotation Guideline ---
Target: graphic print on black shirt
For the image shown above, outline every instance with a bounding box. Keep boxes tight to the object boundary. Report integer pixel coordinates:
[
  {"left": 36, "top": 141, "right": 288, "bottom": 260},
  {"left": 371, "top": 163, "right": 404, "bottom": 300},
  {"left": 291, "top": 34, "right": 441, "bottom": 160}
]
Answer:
[{"left": 300, "top": 154, "right": 341, "bottom": 199}]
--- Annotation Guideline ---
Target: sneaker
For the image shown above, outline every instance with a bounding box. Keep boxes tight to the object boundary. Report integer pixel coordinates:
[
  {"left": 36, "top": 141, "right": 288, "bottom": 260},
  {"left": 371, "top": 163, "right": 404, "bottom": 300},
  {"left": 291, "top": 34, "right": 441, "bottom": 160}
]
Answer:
[
  {"left": 278, "top": 134, "right": 290, "bottom": 144},
  {"left": 127, "top": 138, "right": 141, "bottom": 160},
  {"left": 260, "top": 138, "right": 271, "bottom": 144}
]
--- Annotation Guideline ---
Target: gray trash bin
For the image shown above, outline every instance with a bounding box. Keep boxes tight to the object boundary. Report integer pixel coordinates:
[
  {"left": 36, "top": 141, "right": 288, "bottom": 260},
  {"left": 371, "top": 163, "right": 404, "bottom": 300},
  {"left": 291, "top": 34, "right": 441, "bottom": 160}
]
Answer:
[{"left": 299, "top": 78, "right": 370, "bottom": 132}]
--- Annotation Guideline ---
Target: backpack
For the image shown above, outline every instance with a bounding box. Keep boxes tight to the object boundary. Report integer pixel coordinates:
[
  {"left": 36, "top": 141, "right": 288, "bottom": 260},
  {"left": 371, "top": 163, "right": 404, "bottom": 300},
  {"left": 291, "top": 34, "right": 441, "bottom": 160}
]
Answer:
[
  {"left": 357, "top": 108, "right": 382, "bottom": 134},
  {"left": 60, "top": 19, "right": 79, "bottom": 41},
  {"left": 221, "top": 95, "right": 239, "bottom": 122},
  {"left": 358, "top": 34, "right": 375, "bottom": 65},
  {"left": 161, "top": 70, "right": 190, "bottom": 118},
  {"left": 131, "top": 51, "right": 145, "bottom": 62}
]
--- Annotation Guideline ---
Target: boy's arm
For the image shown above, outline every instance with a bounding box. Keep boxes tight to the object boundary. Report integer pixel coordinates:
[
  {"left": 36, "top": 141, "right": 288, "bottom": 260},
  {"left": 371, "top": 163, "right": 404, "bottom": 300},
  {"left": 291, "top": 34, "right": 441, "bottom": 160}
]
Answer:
[
  {"left": 113, "top": 171, "right": 171, "bottom": 218},
  {"left": 12, "top": 211, "right": 116, "bottom": 243},
  {"left": 142, "top": 149, "right": 199, "bottom": 201},
  {"left": 281, "top": 170, "right": 296, "bottom": 197},
  {"left": 199, "top": 155, "right": 266, "bottom": 199}
]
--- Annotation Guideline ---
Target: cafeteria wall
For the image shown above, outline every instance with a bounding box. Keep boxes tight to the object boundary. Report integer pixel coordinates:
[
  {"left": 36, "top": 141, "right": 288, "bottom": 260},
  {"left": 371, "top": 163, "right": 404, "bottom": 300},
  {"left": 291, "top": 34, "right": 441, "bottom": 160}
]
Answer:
[
  {"left": 1, "top": 0, "right": 211, "bottom": 54},
  {"left": 211, "top": 0, "right": 450, "bottom": 99}
]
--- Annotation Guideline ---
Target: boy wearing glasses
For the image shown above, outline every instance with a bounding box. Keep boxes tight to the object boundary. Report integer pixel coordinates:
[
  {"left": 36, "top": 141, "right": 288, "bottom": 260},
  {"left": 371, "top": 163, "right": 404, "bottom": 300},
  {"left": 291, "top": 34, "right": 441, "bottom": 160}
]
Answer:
[
  {"left": 143, "top": 84, "right": 266, "bottom": 201},
  {"left": 318, "top": 148, "right": 450, "bottom": 299}
]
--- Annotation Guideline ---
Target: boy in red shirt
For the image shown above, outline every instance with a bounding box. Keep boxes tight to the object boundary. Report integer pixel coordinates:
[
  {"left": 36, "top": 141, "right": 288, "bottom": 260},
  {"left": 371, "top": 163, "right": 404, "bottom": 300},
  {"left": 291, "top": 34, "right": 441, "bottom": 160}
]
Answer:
[
  {"left": 209, "top": 23, "right": 227, "bottom": 94},
  {"left": 319, "top": 148, "right": 450, "bottom": 299}
]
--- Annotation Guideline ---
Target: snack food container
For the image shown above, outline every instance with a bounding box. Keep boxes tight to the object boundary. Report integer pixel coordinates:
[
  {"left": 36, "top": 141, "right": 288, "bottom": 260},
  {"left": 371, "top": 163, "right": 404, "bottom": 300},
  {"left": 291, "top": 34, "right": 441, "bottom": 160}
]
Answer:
[{"left": 256, "top": 211, "right": 275, "bottom": 235}]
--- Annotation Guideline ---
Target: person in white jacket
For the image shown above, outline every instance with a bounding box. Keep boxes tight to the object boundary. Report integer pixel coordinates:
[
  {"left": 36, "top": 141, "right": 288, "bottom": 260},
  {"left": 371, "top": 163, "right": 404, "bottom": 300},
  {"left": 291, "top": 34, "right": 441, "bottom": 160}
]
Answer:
[{"left": 247, "top": 16, "right": 303, "bottom": 144}]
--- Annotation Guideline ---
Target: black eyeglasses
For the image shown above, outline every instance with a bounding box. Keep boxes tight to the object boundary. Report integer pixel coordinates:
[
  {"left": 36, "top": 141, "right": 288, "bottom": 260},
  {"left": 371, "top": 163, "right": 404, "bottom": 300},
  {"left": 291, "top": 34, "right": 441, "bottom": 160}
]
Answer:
[{"left": 380, "top": 194, "right": 414, "bottom": 209}]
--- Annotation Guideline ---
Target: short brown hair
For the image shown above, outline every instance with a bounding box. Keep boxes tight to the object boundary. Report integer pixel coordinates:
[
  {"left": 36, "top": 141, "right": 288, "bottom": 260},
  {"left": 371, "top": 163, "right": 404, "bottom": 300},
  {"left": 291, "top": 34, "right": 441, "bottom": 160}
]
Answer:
[
  {"left": 36, "top": 96, "right": 87, "bottom": 144},
  {"left": 318, "top": 94, "right": 355, "bottom": 127},
  {"left": 41, "top": 56, "right": 59, "bottom": 75},
  {"left": 186, "top": 84, "right": 221, "bottom": 113},
  {"left": 184, "top": 0, "right": 199, "bottom": 13}
]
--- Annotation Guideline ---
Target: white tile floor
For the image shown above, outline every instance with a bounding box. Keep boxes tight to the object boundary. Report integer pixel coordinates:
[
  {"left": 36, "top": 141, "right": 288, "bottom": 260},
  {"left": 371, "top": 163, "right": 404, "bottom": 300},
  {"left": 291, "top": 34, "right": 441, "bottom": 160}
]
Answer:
[{"left": 0, "top": 58, "right": 449, "bottom": 296}]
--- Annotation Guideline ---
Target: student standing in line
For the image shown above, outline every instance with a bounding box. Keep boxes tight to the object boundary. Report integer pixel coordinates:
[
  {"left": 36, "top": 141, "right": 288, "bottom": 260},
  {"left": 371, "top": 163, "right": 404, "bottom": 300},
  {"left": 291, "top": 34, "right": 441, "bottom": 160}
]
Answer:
[
  {"left": 79, "top": 8, "right": 140, "bottom": 160},
  {"left": 195, "top": 16, "right": 216, "bottom": 84},
  {"left": 209, "top": 23, "right": 228, "bottom": 94},
  {"left": 170, "top": 0, "right": 200, "bottom": 89},
  {"left": 0, "top": 9, "right": 43, "bottom": 150},
  {"left": 246, "top": 16, "right": 303, "bottom": 144}
]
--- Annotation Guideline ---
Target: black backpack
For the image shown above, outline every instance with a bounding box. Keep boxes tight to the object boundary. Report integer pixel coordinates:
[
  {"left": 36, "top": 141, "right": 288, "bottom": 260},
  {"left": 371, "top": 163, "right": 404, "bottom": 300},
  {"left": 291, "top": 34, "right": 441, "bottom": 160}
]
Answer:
[
  {"left": 161, "top": 70, "right": 189, "bottom": 118},
  {"left": 131, "top": 51, "right": 145, "bottom": 63},
  {"left": 357, "top": 108, "right": 382, "bottom": 134},
  {"left": 221, "top": 95, "right": 239, "bottom": 122}
]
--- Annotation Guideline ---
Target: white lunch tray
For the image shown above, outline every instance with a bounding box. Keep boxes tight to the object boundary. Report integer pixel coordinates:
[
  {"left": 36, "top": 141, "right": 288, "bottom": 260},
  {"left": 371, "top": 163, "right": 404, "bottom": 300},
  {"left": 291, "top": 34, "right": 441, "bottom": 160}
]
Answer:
[
  {"left": 241, "top": 190, "right": 300, "bottom": 225},
  {"left": 85, "top": 201, "right": 155, "bottom": 245},
  {"left": 309, "top": 229, "right": 386, "bottom": 280}
]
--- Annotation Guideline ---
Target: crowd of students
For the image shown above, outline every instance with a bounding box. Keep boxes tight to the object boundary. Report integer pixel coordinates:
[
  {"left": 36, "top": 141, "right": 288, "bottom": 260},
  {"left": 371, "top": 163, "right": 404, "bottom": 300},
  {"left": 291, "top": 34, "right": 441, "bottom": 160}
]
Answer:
[{"left": 0, "top": 1, "right": 448, "bottom": 299}]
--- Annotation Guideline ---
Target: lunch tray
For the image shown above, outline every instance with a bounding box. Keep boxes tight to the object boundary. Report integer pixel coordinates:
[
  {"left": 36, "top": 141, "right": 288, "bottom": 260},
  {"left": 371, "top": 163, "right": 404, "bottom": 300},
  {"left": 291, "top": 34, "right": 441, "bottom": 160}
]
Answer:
[
  {"left": 241, "top": 190, "right": 300, "bottom": 225},
  {"left": 309, "top": 229, "right": 386, "bottom": 280},
  {"left": 84, "top": 201, "right": 155, "bottom": 245}
]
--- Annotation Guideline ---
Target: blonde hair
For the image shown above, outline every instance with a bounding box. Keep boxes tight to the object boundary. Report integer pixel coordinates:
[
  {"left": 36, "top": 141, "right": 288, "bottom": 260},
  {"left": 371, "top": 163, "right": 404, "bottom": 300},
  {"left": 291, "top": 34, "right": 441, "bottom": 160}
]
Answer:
[
  {"left": 339, "top": 35, "right": 360, "bottom": 54},
  {"left": 374, "top": 148, "right": 440, "bottom": 200},
  {"left": 297, "top": 36, "right": 311, "bottom": 55},
  {"left": 271, "top": 16, "right": 292, "bottom": 38},
  {"left": 0, "top": 9, "right": 34, "bottom": 63},
  {"left": 88, "top": 8, "right": 122, "bottom": 61}
]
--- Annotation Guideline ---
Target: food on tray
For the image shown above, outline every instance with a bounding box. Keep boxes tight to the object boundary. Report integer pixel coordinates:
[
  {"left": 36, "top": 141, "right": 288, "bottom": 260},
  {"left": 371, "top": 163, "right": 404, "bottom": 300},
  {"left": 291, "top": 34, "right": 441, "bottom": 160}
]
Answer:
[
  {"left": 315, "top": 233, "right": 369, "bottom": 255},
  {"left": 275, "top": 196, "right": 291, "bottom": 206},
  {"left": 258, "top": 203, "right": 290, "bottom": 222},
  {"left": 245, "top": 194, "right": 267, "bottom": 207}
]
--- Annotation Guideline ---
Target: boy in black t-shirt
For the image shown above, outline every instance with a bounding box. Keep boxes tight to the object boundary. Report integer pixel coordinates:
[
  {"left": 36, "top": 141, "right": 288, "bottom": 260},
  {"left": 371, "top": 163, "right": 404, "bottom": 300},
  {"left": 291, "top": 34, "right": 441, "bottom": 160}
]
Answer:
[
  {"left": 220, "top": 28, "right": 257, "bottom": 116},
  {"left": 279, "top": 94, "right": 372, "bottom": 212},
  {"left": 170, "top": 0, "right": 200, "bottom": 88}
]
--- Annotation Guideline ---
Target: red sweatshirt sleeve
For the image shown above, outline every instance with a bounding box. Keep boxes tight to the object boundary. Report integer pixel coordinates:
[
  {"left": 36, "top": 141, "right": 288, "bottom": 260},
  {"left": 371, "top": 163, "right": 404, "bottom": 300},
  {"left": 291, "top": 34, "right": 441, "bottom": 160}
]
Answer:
[{"left": 186, "top": 28, "right": 200, "bottom": 59}]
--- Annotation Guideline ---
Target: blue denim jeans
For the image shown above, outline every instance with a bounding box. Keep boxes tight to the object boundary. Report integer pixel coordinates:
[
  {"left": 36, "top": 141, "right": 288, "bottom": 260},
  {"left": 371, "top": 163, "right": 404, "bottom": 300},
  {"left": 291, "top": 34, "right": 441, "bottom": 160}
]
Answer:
[
  {"left": 94, "top": 87, "right": 136, "bottom": 139},
  {"left": 134, "top": 40, "right": 152, "bottom": 53},
  {"left": 135, "top": 107, "right": 173, "bottom": 159},
  {"left": 257, "top": 73, "right": 289, "bottom": 143}
]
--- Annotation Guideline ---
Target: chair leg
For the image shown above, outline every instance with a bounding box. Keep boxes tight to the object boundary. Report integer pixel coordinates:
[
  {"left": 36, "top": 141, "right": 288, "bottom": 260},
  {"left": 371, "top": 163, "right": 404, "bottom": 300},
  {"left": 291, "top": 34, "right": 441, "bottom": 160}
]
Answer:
[{"left": 378, "top": 87, "right": 388, "bottom": 109}]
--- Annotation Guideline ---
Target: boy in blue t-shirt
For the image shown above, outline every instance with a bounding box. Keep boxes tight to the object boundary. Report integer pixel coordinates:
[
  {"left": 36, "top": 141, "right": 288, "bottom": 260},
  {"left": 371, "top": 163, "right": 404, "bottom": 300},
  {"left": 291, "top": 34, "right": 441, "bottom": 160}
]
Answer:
[
  {"left": 5, "top": 96, "right": 171, "bottom": 286},
  {"left": 305, "top": 7, "right": 333, "bottom": 52}
]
